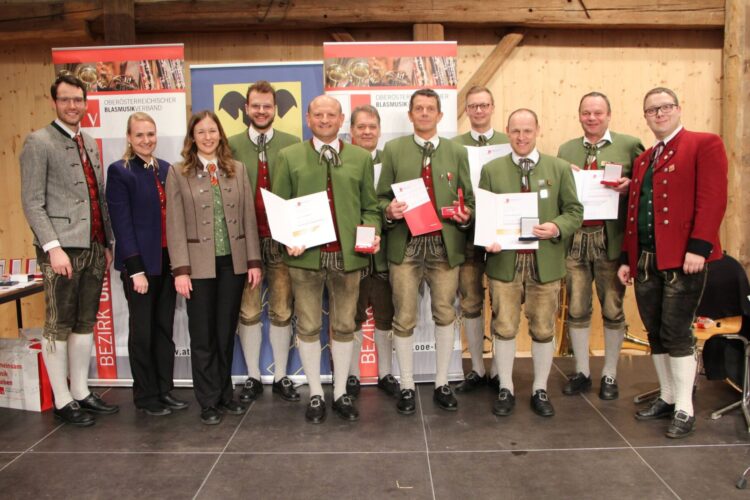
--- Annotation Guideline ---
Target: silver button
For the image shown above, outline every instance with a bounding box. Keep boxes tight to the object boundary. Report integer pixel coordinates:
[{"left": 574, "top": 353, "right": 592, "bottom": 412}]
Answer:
[
  {"left": 663, "top": 207, "right": 668, "bottom": 213},
  {"left": 662, "top": 180, "right": 667, "bottom": 185},
  {"left": 664, "top": 220, "right": 669, "bottom": 225}
]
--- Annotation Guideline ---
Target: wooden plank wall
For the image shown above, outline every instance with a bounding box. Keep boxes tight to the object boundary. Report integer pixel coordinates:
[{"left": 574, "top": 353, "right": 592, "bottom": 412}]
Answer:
[{"left": 0, "top": 28, "right": 724, "bottom": 355}]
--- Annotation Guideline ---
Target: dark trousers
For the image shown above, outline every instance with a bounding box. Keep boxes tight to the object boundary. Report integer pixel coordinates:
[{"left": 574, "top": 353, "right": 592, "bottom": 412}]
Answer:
[
  {"left": 633, "top": 250, "right": 707, "bottom": 357},
  {"left": 121, "top": 249, "right": 177, "bottom": 406},
  {"left": 186, "top": 255, "right": 245, "bottom": 409}
]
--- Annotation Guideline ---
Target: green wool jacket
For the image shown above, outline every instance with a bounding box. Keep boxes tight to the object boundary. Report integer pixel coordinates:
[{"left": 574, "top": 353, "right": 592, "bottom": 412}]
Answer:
[
  {"left": 479, "top": 153, "right": 583, "bottom": 283},
  {"left": 377, "top": 135, "right": 474, "bottom": 268},
  {"left": 228, "top": 128, "right": 300, "bottom": 189},
  {"left": 453, "top": 129, "right": 510, "bottom": 147},
  {"left": 557, "top": 131, "right": 644, "bottom": 260},
  {"left": 272, "top": 140, "right": 381, "bottom": 272}
]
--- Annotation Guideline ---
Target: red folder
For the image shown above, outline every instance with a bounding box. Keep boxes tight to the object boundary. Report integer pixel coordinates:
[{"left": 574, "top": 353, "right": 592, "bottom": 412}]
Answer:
[{"left": 404, "top": 202, "right": 442, "bottom": 236}]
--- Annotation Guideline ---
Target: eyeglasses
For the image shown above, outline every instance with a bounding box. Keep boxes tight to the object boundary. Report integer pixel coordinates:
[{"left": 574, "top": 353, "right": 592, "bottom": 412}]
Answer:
[
  {"left": 644, "top": 103, "right": 677, "bottom": 117},
  {"left": 249, "top": 104, "right": 274, "bottom": 111},
  {"left": 56, "top": 97, "right": 85, "bottom": 105},
  {"left": 467, "top": 103, "right": 492, "bottom": 112}
]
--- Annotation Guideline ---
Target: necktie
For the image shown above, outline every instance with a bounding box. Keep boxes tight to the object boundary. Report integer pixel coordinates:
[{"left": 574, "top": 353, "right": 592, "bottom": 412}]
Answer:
[
  {"left": 519, "top": 158, "right": 535, "bottom": 192},
  {"left": 477, "top": 135, "right": 488, "bottom": 146},
  {"left": 650, "top": 142, "right": 665, "bottom": 168},
  {"left": 257, "top": 133, "right": 267, "bottom": 162},
  {"left": 584, "top": 142, "right": 598, "bottom": 169},
  {"left": 422, "top": 141, "right": 435, "bottom": 166},
  {"left": 207, "top": 162, "right": 219, "bottom": 186},
  {"left": 318, "top": 144, "right": 342, "bottom": 167}
]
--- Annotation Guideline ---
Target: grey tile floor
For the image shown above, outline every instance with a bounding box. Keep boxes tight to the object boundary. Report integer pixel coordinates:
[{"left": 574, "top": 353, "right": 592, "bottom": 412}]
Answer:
[{"left": 1, "top": 355, "right": 749, "bottom": 499}]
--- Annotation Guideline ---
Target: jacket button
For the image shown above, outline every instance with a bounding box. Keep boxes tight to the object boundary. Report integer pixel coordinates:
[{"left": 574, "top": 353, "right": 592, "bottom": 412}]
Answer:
[
  {"left": 628, "top": 231, "right": 633, "bottom": 235},
  {"left": 630, "top": 205, "right": 635, "bottom": 209},
  {"left": 663, "top": 207, "right": 668, "bottom": 213},
  {"left": 662, "top": 180, "right": 667, "bottom": 185},
  {"left": 202, "top": 221, "right": 210, "bottom": 225},
  {"left": 629, "top": 217, "right": 634, "bottom": 222},
  {"left": 662, "top": 193, "right": 667, "bottom": 199},
  {"left": 664, "top": 220, "right": 669, "bottom": 225}
]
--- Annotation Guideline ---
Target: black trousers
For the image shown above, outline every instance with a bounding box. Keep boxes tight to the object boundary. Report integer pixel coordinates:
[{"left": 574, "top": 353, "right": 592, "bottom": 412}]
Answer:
[
  {"left": 186, "top": 255, "right": 245, "bottom": 409},
  {"left": 122, "top": 249, "right": 177, "bottom": 406}
]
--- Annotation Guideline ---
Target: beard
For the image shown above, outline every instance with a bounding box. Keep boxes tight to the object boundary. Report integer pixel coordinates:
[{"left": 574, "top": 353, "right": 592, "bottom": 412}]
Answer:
[{"left": 250, "top": 115, "right": 274, "bottom": 132}]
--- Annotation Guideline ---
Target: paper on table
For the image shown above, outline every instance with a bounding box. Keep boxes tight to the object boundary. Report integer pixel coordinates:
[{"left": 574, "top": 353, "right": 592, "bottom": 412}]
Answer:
[
  {"left": 260, "top": 189, "right": 337, "bottom": 248},
  {"left": 572, "top": 169, "right": 619, "bottom": 220},
  {"left": 465, "top": 144, "right": 513, "bottom": 190},
  {"left": 391, "top": 178, "right": 442, "bottom": 236},
  {"left": 474, "top": 188, "right": 539, "bottom": 250}
]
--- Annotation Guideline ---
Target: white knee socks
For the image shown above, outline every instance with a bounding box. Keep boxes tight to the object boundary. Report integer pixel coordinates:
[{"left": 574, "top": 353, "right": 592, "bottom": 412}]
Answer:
[
  {"left": 269, "top": 324, "right": 292, "bottom": 382},
  {"left": 434, "top": 323, "right": 455, "bottom": 387},
  {"left": 68, "top": 333, "right": 93, "bottom": 401},
  {"left": 602, "top": 327, "right": 625, "bottom": 379},
  {"left": 42, "top": 338, "right": 73, "bottom": 409},
  {"left": 331, "top": 338, "right": 353, "bottom": 400},
  {"left": 569, "top": 326, "right": 591, "bottom": 377},
  {"left": 464, "top": 317, "right": 486, "bottom": 376},
  {"left": 493, "top": 337, "right": 516, "bottom": 394},
  {"left": 238, "top": 323, "right": 262, "bottom": 380},
  {"left": 298, "top": 339, "right": 323, "bottom": 399},
  {"left": 531, "top": 340, "right": 554, "bottom": 393}
]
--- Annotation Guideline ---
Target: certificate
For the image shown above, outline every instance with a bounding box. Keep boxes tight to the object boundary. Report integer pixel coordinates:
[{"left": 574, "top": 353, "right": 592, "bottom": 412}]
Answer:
[
  {"left": 465, "top": 144, "right": 513, "bottom": 190},
  {"left": 474, "top": 188, "right": 539, "bottom": 250},
  {"left": 572, "top": 170, "right": 619, "bottom": 220},
  {"left": 391, "top": 178, "right": 442, "bottom": 236},
  {"left": 260, "top": 189, "right": 337, "bottom": 248}
]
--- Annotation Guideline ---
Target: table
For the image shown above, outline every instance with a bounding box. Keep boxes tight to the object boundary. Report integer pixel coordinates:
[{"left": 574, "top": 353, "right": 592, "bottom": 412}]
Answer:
[{"left": 0, "top": 281, "right": 44, "bottom": 329}]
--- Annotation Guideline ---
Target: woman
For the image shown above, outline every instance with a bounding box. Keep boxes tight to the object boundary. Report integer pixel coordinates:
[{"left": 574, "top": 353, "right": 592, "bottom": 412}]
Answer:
[
  {"left": 106, "top": 112, "right": 187, "bottom": 416},
  {"left": 166, "top": 110, "right": 262, "bottom": 425}
]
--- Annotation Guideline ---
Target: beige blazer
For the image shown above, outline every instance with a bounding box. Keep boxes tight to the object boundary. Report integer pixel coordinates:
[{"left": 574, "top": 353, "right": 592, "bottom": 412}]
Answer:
[{"left": 166, "top": 160, "right": 261, "bottom": 279}]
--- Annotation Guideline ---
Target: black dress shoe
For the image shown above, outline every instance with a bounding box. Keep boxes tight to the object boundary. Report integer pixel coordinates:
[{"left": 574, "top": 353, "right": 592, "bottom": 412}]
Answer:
[
  {"left": 635, "top": 398, "right": 675, "bottom": 420},
  {"left": 305, "top": 395, "right": 326, "bottom": 424},
  {"left": 137, "top": 402, "right": 172, "bottom": 417},
  {"left": 378, "top": 374, "right": 401, "bottom": 397},
  {"left": 489, "top": 375, "right": 500, "bottom": 392},
  {"left": 239, "top": 377, "right": 263, "bottom": 403},
  {"left": 666, "top": 410, "right": 695, "bottom": 438},
  {"left": 54, "top": 401, "right": 95, "bottom": 427},
  {"left": 599, "top": 376, "right": 619, "bottom": 400},
  {"left": 455, "top": 370, "right": 488, "bottom": 393},
  {"left": 433, "top": 384, "right": 458, "bottom": 411},
  {"left": 272, "top": 377, "right": 300, "bottom": 402},
  {"left": 397, "top": 389, "right": 416, "bottom": 415},
  {"left": 159, "top": 393, "right": 189, "bottom": 410},
  {"left": 218, "top": 399, "right": 247, "bottom": 415},
  {"left": 346, "top": 375, "right": 361, "bottom": 398},
  {"left": 332, "top": 394, "right": 359, "bottom": 421},
  {"left": 200, "top": 407, "right": 222, "bottom": 425},
  {"left": 77, "top": 392, "right": 119, "bottom": 415},
  {"left": 492, "top": 388, "right": 515, "bottom": 417},
  {"left": 562, "top": 372, "right": 592, "bottom": 396},
  {"left": 531, "top": 389, "right": 555, "bottom": 417}
]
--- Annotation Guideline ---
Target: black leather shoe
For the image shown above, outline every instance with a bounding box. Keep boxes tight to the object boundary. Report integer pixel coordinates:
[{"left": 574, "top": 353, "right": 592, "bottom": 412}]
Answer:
[
  {"left": 599, "top": 376, "right": 619, "bottom": 400},
  {"left": 562, "top": 372, "right": 592, "bottom": 396},
  {"left": 346, "top": 375, "right": 361, "bottom": 398},
  {"left": 397, "top": 389, "right": 416, "bottom": 415},
  {"left": 159, "top": 393, "right": 189, "bottom": 410},
  {"left": 378, "top": 374, "right": 401, "bottom": 397},
  {"left": 239, "top": 377, "right": 263, "bottom": 403},
  {"left": 332, "top": 394, "right": 359, "bottom": 421},
  {"left": 492, "top": 388, "right": 515, "bottom": 417},
  {"left": 635, "top": 398, "right": 675, "bottom": 420},
  {"left": 218, "top": 399, "right": 247, "bottom": 415},
  {"left": 305, "top": 395, "right": 326, "bottom": 424},
  {"left": 531, "top": 389, "right": 555, "bottom": 417},
  {"left": 54, "top": 401, "right": 95, "bottom": 427},
  {"left": 666, "top": 410, "right": 695, "bottom": 438},
  {"left": 455, "top": 370, "right": 488, "bottom": 393},
  {"left": 433, "top": 384, "right": 458, "bottom": 411},
  {"left": 200, "top": 407, "right": 222, "bottom": 425},
  {"left": 77, "top": 392, "right": 119, "bottom": 415},
  {"left": 272, "top": 377, "right": 300, "bottom": 402},
  {"left": 137, "top": 402, "right": 172, "bottom": 417},
  {"left": 489, "top": 375, "right": 500, "bottom": 392}
]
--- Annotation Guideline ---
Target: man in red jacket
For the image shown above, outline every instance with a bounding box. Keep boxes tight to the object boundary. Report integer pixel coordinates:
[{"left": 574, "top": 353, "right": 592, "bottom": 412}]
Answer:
[{"left": 618, "top": 87, "right": 727, "bottom": 438}]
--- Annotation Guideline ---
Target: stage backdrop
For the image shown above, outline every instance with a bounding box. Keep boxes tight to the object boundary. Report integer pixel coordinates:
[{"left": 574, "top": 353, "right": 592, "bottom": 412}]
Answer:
[
  {"left": 324, "top": 42, "right": 463, "bottom": 383},
  {"left": 52, "top": 44, "right": 188, "bottom": 383}
]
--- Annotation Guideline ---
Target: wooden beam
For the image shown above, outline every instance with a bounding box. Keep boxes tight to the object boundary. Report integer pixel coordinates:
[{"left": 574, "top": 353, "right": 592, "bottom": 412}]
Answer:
[
  {"left": 458, "top": 32, "right": 524, "bottom": 118},
  {"left": 413, "top": 23, "right": 444, "bottom": 41},
  {"left": 102, "top": 0, "right": 135, "bottom": 45},
  {"left": 721, "top": 0, "right": 750, "bottom": 269},
  {"left": 0, "top": 1, "right": 98, "bottom": 44},
  {"left": 329, "top": 30, "right": 356, "bottom": 42}
]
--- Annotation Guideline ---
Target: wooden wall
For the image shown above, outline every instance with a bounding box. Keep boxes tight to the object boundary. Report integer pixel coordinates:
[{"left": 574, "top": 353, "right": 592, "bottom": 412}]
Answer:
[{"left": 0, "top": 28, "right": 724, "bottom": 353}]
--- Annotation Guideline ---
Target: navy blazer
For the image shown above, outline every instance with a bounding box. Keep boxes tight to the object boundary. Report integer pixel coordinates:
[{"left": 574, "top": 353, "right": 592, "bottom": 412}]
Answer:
[{"left": 106, "top": 156, "right": 170, "bottom": 276}]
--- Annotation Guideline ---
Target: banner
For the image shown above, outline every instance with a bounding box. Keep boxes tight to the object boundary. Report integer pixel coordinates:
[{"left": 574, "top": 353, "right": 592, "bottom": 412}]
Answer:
[
  {"left": 52, "top": 44, "right": 188, "bottom": 381},
  {"left": 325, "top": 42, "right": 463, "bottom": 383}
]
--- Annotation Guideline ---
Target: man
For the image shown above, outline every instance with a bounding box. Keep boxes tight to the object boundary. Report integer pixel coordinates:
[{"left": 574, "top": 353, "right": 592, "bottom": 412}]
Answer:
[
  {"left": 229, "top": 80, "right": 301, "bottom": 404},
  {"left": 345, "top": 105, "right": 400, "bottom": 399},
  {"left": 452, "top": 85, "right": 509, "bottom": 392},
  {"left": 479, "top": 109, "right": 582, "bottom": 418},
  {"left": 272, "top": 95, "right": 381, "bottom": 423},
  {"left": 557, "top": 92, "right": 644, "bottom": 400},
  {"left": 618, "top": 87, "right": 727, "bottom": 438},
  {"left": 377, "top": 88, "right": 474, "bottom": 415},
  {"left": 20, "top": 74, "right": 119, "bottom": 426}
]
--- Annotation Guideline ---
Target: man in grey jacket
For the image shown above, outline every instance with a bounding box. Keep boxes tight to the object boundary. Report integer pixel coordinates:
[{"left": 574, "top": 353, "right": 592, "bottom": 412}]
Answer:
[{"left": 21, "top": 74, "right": 119, "bottom": 426}]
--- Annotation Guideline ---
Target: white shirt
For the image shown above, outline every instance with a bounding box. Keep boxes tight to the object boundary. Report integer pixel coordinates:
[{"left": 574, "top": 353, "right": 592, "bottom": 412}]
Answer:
[
  {"left": 583, "top": 129, "right": 612, "bottom": 148},
  {"left": 511, "top": 148, "right": 540, "bottom": 166},
  {"left": 470, "top": 128, "right": 495, "bottom": 143},
  {"left": 658, "top": 125, "right": 683, "bottom": 147}
]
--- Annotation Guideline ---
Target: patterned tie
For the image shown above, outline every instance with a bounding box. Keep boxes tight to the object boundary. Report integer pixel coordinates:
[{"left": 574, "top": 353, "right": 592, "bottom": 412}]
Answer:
[
  {"left": 650, "top": 142, "right": 665, "bottom": 168},
  {"left": 584, "top": 142, "right": 598, "bottom": 169},
  {"left": 519, "top": 158, "right": 535, "bottom": 192},
  {"left": 477, "top": 135, "right": 488, "bottom": 146},
  {"left": 421, "top": 141, "right": 435, "bottom": 166},
  {"left": 257, "top": 133, "right": 267, "bottom": 163},
  {"left": 207, "top": 162, "right": 219, "bottom": 187},
  {"left": 318, "top": 144, "right": 342, "bottom": 167}
]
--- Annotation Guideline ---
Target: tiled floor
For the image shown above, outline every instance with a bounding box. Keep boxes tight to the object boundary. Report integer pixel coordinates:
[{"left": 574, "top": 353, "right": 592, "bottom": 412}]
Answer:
[{"left": 1, "top": 355, "right": 749, "bottom": 499}]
